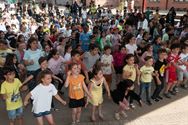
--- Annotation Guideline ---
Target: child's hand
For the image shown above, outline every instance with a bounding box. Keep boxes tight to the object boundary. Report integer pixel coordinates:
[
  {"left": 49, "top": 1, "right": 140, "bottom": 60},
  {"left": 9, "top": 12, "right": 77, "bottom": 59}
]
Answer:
[
  {"left": 85, "top": 99, "right": 89, "bottom": 108},
  {"left": 137, "top": 81, "right": 140, "bottom": 86},
  {"left": 62, "top": 101, "right": 66, "bottom": 105},
  {"left": 107, "top": 93, "right": 111, "bottom": 99},
  {"left": 24, "top": 100, "right": 29, "bottom": 106},
  {"left": 67, "top": 71, "right": 72, "bottom": 76}
]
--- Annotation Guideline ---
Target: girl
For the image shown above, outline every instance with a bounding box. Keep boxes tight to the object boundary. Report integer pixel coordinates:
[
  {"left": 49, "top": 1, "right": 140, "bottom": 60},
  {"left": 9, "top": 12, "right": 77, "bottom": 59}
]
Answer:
[
  {"left": 125, "top": 33, "right": 138, "bottom": 55},
  {"left": 64, "top": 63, "right": 91, "bottom": 124},
  {"left": 88, "top": 67, "right": 111, "bottom": 122},
  {"left": 64, "top": 44, "right": 72, "bottom": 62},
  {"left": 153, "top": 36, "right": 162, "bottom": 61},
  {"left": 140, "top": 44, "right": 153, "bottom": 66},
  {"left": 123, "top": 54, "right": 141, "bottom": 108},
  {"left": 24, "top": 70, "right": 66, "bottom": 125},
  {"left": 111, "top": 79, "right": 134, "bottom": 120}
]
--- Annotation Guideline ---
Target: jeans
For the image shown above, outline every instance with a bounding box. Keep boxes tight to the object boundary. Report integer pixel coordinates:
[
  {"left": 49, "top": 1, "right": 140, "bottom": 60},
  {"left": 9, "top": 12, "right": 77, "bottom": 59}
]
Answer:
[
  {"left": 139, "top": 82, "right": 151, "bottom": 101},
  {"left": 152, "top": 77, "right": 164, "bottom": 99}
]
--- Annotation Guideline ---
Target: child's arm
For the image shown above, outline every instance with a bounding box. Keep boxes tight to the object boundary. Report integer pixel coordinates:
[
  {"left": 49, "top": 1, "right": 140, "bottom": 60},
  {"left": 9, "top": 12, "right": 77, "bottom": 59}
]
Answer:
[
  {"left": 24, "top": 93, "right": 32, "bottom": 106},
  {"left": 54, "top": 94, "right": 66, "bottom": 105},
  {"left": 153, "top": 71, "right": 161, "bottom": 85},
  {"left": 82, "top": 81, "right": 92, "bottom": 99},
  {"left": 111, "top": 63, "right": 115, "bottom": 73},
  {"left": 103, "top": 77, "right": 111, "bottom": 98},
  {"left": 122, "top": 70, "right": 132, "bottom": 79},
  {"left": 64, "top": 71, "right": 71, "bottom": 88}
]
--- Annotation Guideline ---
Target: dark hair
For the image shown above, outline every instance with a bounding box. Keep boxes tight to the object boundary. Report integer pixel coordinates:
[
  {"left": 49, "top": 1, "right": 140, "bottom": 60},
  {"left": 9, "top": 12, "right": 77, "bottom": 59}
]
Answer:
[
  {"left": 117, "top": 79, "right": 134, "bottom": 92},
  {"left": 126, "top": 33, "right": 134, "bottom": 44},
  {"left": 0, "top": 39, "right": 7, "bottom": 45},
  {"left": 27, "top": 37, "right": 38, "bottom": 49},
  {"left": 143, "top": 31, "right": 148, "bottom": 38},
  {"left": 181, "top": 43, "right": 188, "bottom": 50},
  {"left": 71, "top": 50, "right": 80, "bottom": 57},
  {"left": 17, "top": 34, "right": 25, "bottom": 43},
  {"left": 37, "top": 69, "right": 53, "bottom": 83},
  {"left": 48, "top": 49, "right": 58, "bottom": 60},
  {"left": 153, "top": 35, "right": 161, "bottom": 44},
  {"left": 3, "top": 66, "right": 15, "bottom": 75},
  {"left": 170, "top": 43, "right": 180, "bottom": 50},
  {"left": 89, "top": 44, "right": 98, "bottom": 51},
  {"left": 65, "top": 44, "right": 72, "bottom": 54},
  {"left": 124, "top": 54, "right": 134, "bottom": 65},
  {"left": 158, "top": 48, "right": 167, "bottom": 54},
  {"left": 119, "top": 45, "right": 126, "bottom": 51},
  {"left": 146, "top": 44, "right": 152, "bottom": 51},
  {"left": 4, "top": 53, "right": 17, "bottom": 67},
  {"left": 104, "top": 45, "right": 111, "bottom": 51},
  {"left": 38, "top": 57, "right": 47, "bottom": 65},
  {"left": 92, "top": 66, "right": 102, "bottom": 76},
  {"left": 144, "top": 56, "right": 153, "bottom": 61}
]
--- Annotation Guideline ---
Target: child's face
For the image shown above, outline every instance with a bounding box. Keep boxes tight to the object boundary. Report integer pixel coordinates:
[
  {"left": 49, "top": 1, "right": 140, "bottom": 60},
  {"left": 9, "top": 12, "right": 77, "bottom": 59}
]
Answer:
[
  {"left": 130, "top": 37, "right": 136, "bottom": 44},
  {"left": 149, "top": 46, "right": 153, "bottom": 51},
  {"left": 13, "top": 56, "right": 17, "bottom": 64},
  {"left": 68, "top": 47, "right": 72, "bottom": 53},
  {"left": 53, "top": 52, "right": 60, "bottom": 60},
  {"left": 120, "top": 47, "right": 126, "bottom": 54},
  {"left": 71, "top": 65, "right": 80, "bottom": 75},
  {"left": 126, "top": 57, "right": 134, "bottom": 65},
  {"left": 105, "top": 49, "right": 111, "bottom": 55},
  {"left": 159, "top": 52, "right": 167, "bottom": 60},
  {"left": 146, "top": 58, "right": 154, "bottom": 66},
  {"left": 172, "top": 48, "right": 180, "bottom": 54},
  {"left": 45, "top": 45, "right": 51, "bottom": 52},
  {"left": 40, "top": 60, "right": 48, "bottom": 69},
  {"left": 42, "top": 74, "right": 52, "bottom": 85},
  {"left": 73, "top": 54, "right": 80, "bottom": 61},
  {"left": 95, "top": 70, "right": 103, "bottom": 79},
  {"left": 5, "top": 71, "right": 15, "bottom": 81},
  {"left": 92, "top": 48, "right": 99, "bottom": 55},
  {"left": 183, "top": 47, "right": 188, "bottom": 54}
]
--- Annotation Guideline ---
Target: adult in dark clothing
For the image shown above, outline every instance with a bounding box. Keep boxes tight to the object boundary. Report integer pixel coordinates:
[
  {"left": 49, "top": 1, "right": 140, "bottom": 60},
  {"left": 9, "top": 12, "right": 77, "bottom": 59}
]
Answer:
[{"left": 166, "top": 7, "right": 176, "bottom": 26}]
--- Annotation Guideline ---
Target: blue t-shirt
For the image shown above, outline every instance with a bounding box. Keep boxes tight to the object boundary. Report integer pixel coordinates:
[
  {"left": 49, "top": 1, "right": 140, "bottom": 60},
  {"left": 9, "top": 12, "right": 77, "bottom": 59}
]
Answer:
[
  {"left": 23, "top": 49, "right": 44, "bottom": 71},
  {"left": 79, "top": 32, "right": 91, "bottom": 52}
]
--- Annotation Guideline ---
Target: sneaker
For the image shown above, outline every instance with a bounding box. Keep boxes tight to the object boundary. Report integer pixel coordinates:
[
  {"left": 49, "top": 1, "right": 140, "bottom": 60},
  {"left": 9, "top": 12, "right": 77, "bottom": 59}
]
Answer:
[
  {"left": 169, "top": 90, "right": 176, "bottom": 95},
  {"left": 130, "top": 103, "right": 136, "bottom": 109},
  {"left": 180, "top": 84, "right": 188, "bottom": 89},
  {"left": 146, "top": 100, "right": 152, "bottom": 106},
  {"left": 71, "top": 122, "right": 76, "bottom": 125},
  {"left": 120, "top": 111, "right": 128, "bottom": 118},
  {"left": 164, "top": 93, "right": 171, "bottom": 98},
  {"left": 152, "top": 98, "right": 160, "bottom": 102},
  {"left": 157, "top": 96, "right": 163, "bottom": 100},
  {"left": 51, "top": 108, "right": 59, "bottom": 112},
  {"left": 138, "top": 100, "right": 143, "bottom": 107},
  {"left": 115, "top": 113, "right": 120, "bottom": 120},
  {"left": 173, "top": 86, "right": 179, "bottom": 93}
]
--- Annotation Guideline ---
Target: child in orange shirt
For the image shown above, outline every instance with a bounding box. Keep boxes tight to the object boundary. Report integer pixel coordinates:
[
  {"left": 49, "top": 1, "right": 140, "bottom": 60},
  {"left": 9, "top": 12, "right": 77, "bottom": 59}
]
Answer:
[{"left": 64, "top": 63, "right": 91, "bottom": 124}]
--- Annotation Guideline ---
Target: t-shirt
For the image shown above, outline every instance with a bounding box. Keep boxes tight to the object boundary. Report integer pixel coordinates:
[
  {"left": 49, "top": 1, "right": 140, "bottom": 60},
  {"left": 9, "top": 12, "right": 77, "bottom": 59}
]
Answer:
[
  {"left": 154, "top": 60, "right": 167, "bottom": 79},
  {"left": 0, "top": 78, "right": 23, "bottom": 110},
  {"left": 64, "top": 53, "right": 71, "bottom": 62},
  {"left": 123, "top": 65, "right": 136, "bottom": 82},
  {"left": 101, "top": 54, "right": 114, "bottom": 75},
  {"left": 162, "top": 33, "right": 169, "bottom": 42},
  {"left": 140, "top": 65, "right": 154, "bottom": 83},
  {"left": 48, "top": 56, "right": 65, "bottom": 75},
  {"left": 126, "top": 44, "right": 137, "bottom": 54},
  {"left": 79, "top": 32, "right": 91, "bottom": 52},
  {"left": 23, "top": 49, "right": 44, "bottom": 71},
  {"left": 68, "top": 75, "right": 85, "bottom": 100},
  {"left": 83, "top": 52, "right": 100, "bottom": 72},
  {"left": 31, "top": 83, "right": 57, "bottom": 114},
  {"left": 179, "top": 53, "right": 188, "bottom": 71}
]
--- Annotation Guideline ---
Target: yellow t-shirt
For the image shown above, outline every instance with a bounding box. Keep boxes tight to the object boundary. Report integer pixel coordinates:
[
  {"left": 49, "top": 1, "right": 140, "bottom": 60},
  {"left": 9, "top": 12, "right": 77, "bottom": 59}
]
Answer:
[
  {"left": 140, "top": 65, "right": 154, "bottom": 83},
  {"left": 0, "top": 78, "right": 23, "bottom": 110},
  {"left": 123, "top": 65, "right": 136, "bottom": 82},
  {"left": 68, "top": 75, "right": 85, "bottom": 100}
]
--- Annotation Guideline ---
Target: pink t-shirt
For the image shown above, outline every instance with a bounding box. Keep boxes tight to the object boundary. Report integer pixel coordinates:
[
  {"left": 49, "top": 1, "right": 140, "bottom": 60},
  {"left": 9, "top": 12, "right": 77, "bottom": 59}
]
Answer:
[{"left": 48, "top": 56, "right": 65, "bottom": 75}]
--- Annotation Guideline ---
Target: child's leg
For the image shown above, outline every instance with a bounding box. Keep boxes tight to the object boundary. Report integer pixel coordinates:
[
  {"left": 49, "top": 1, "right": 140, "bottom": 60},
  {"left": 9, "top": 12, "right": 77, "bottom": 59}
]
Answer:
[
  {"left": 36, "top": 117, "right": 44, "bottom": 125},
  {"left": 165, "top": 83, "right": 171, "bottom": 93},
  {"left": 145, "top": 83, "right": 151, "bottom": 101},
  {"left": 17, "top": 117, "right": 23, "bottom": 125},
  {"left": 45, "top": 114, "right": 55, "bottom": 125},
  {"left": 9, "top": 120, "right": 15, "bottom": 125},
  {"left": 98, "top": 104, "right": 104, "bottom": 118},
  {"left": 76, "top": 107, "right": 82, "bottom": 122},
  {"left": 72, "top": 108, "right": 77, "bottom": 123},
  {"left": 91, "top": 106, "right": 97, "bottom": 121},
  {"left": 139, "top": 82, "right": 145, "bottom": 100}
]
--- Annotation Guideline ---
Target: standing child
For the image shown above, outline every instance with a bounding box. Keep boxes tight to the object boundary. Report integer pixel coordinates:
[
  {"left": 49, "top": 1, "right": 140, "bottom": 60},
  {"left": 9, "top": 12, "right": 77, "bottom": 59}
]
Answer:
[
  {"left": 101, "top": 45, "right": 114, "bottom": 89},
  {"left": 88, "top": 67, "right": 111, "bottom": 122},
  {"left": 0, "top": 67, "right": 28, "bottom": 125},
  {"left": 111, "top": 79, "right": 134, "bottom": 120},
  {"left": 139, "top": 56, "right": 160, "bottom": 105},
  {"left": 164, "top": 43, "right": 181, "bottom": 98},
  {"left": 64, "top": 44, "right": 72, "bottom": 62},
  {"left": 151, "top": 49, "right": 167, "bottom": 101},
  {"left": 24, "top": 70, "right": 66, "bottom": 125},
  {"left": 64, "top": 63, "right": 91, "bottom": 124}
]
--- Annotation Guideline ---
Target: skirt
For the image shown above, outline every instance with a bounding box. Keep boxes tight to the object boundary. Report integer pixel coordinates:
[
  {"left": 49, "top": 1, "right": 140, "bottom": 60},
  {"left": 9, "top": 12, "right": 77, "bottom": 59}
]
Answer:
[{"left": 69, "top": 98, "right": 85, "bottom": 108}]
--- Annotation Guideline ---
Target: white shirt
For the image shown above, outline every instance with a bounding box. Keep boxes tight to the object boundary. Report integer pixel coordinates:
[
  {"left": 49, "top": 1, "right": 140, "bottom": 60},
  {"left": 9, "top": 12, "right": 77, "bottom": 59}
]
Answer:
[
  {"left": 101, "top": 54, "right": 113, "bottom": 75},
  {"left": 179, "top": 53, "right": 188, "bottom": 71},
  {"left": 125, "top": 44, "right": 137, "bottom": 54},
  {"left": 63, "top": 29, "right": 72, "bottom": 37},
  {"left": 64, "top": 53, "right": 71, "bottom": 62},
  {"left": 82, "top": 10, "right": 87, "bottom": 19},
  {"left": 31, "top": 84, "right": 57, "bottom": 114}
]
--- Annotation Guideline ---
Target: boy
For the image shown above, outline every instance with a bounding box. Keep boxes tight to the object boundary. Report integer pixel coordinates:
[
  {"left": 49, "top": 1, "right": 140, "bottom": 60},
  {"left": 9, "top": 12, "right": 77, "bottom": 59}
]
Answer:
[
  {"left": 139, "top": 56, "right": 160, "bottom": 105},
  {"left": 151, "top": 49, "right": 167, "bottom": 101},
  {"left": 177, "top": 44, "right": 188, "bottom": 89},
  {"left": 0, "top": 67, "right": 27, "bottom": 125},
  {"left": 101, "top": 45, "right": 114, "bottom": 89},
  {"left": 164, "top": 43, "right": 181, "bottom": 98}
]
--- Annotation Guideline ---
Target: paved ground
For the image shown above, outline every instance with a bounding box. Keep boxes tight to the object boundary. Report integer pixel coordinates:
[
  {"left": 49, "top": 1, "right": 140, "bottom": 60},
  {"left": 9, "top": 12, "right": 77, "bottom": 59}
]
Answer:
[{"left": 1, "top": 78, "right": 188, "bottom": 125}]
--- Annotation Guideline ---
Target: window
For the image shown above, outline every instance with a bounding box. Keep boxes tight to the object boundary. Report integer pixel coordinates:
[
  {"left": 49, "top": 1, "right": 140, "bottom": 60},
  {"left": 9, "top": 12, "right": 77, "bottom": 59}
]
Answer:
[
  {"left": 174, "top": 0, "right": 188, "bottom": 2},
  {"left": 148, "top": 0, "right": 160, "bottom": 2}
]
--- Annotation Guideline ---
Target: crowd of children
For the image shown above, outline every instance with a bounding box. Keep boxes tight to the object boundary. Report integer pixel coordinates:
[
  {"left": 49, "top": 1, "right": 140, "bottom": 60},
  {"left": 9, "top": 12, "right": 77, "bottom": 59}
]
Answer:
[{"left": 0, "top": 2, "right": 188, "bottom": 125}]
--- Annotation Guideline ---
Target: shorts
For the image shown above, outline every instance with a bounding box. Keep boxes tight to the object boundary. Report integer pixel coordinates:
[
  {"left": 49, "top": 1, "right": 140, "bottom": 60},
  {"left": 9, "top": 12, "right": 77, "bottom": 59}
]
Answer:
[
  {"left": 69, "top": 98, "right": 85, "bottom": 108},
  {"left": 177, "top": 70, "right": 188, "bottom": 81},
  {"left": 167, "top": 71, "right": 177, "bottom": 84},
  {"left": 33, "top": 111, "right": 51, "bottom": 117},
  {"left": 104, "top": 74, "right": 112, "bottom": 87},
  {"left": 7, "top": 107, "right": 23, "bottom": 120}
]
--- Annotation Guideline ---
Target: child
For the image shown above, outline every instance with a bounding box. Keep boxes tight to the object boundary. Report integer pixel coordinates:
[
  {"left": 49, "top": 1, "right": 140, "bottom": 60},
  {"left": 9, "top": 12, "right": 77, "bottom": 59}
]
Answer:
[
  {"left": 0, "top": 67, "right": 28, "bottom": 125},
  {"left": 140, "top": 44, "right": 153, "bottom": 66},
  {"left": 88, "top": 67, "right": 111, "bottom": 122},
  {"left": 111, "top": 79, "right": 134, "bottom": 120},
  {"left": 139, "top": 56, "right": 159, "bottom": 105},
  {"left": 64, "top": 63, "right": 91, "bottom": 124},
  {"left": 151, "top": 49, "right": 167, "bottom": 101},
  {"left": 164, "top": 43, "right": 181, "bottom": 98},
  {"left": 24, "top": 70, "right": 66, "bottom": 125},
  {"left": 177, "top": 44, "right": 188, "bottom": 89},
  {"left": 101, "top": 45, "right": 114, "bottom": 89},
  {"left": 64, "top": 44, "right": 72, "bottom": 62},
  {"left": 123, "top": 54, "right": 141, "bottom": 108}
]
